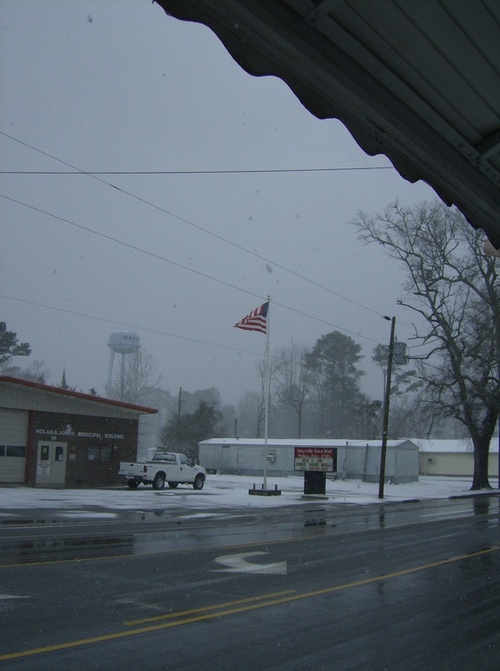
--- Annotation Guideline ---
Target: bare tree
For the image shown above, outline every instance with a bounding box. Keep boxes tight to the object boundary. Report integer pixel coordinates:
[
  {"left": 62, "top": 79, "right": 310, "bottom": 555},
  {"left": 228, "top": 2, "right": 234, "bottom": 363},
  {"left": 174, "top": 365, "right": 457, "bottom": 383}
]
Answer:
[
  {"left": 1, "top": 359, "right": 49, "bottom": 383},
  {"left": 274, "top": 341, "right": 311, "bottom": 438},
  {"left": 106, "top": 349, "right": 163, "bottom": 405},
  {"left": 236, "top": 390, "right": 264, "bottom": 438},
  {"left": 388, "top": 395, "right": 467, "bottom": 439},
  {"left": 355, "top": 201, "right": 500, "bottom": 489}
]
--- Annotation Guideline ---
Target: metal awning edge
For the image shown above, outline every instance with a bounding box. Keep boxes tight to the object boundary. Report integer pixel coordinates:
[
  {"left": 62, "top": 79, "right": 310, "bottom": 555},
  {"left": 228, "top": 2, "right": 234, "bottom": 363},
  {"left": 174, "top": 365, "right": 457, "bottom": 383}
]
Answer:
[{"left": 155, "top": 0, "right": 500, "bottom": 248}]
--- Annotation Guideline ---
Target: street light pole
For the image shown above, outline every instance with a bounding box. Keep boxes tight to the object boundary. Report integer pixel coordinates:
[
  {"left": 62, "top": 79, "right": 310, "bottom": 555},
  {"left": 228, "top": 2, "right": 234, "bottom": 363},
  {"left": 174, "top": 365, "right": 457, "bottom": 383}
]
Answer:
[{"left": 378, "top": 316, "right": 396, "bottom": 499}]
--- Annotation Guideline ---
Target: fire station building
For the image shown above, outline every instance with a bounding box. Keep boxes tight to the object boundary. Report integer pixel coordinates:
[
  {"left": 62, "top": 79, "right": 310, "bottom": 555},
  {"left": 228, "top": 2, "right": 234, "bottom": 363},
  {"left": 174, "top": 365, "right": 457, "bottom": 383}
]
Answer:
[{"left": 0, "top": 376, "right": 157, "bottom": 487}]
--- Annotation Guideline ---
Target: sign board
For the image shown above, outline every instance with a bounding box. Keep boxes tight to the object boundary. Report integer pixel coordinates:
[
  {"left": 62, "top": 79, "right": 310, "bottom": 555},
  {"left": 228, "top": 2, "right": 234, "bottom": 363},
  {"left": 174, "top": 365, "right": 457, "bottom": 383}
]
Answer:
[
  {"left": 294, "top": 447, "right": 337, "bottom": 472},
  {"left": 37, "top": 460, "right": 51, "bottom": 477}
]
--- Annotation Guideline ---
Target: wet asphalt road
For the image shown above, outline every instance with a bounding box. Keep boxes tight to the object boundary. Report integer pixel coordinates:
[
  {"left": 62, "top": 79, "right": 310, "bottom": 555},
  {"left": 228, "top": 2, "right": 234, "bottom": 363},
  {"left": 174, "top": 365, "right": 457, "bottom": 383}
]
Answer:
[{"left": 0, "top": 495, "right": 498, "bottom": 670}]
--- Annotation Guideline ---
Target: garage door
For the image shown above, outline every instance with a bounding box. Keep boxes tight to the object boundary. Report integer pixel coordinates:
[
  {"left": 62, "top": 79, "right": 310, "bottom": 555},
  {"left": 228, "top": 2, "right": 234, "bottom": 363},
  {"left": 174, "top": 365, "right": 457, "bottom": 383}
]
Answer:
[{"left": 0, "top": 409, "right": 28, "bottom": 483}]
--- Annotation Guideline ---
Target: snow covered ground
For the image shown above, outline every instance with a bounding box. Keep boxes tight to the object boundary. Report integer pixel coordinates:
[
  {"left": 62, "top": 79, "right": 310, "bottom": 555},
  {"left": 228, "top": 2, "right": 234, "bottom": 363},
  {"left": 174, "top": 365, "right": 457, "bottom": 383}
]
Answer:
[{"left": 0, "top": 474, "right": 493, "bottom": 520}]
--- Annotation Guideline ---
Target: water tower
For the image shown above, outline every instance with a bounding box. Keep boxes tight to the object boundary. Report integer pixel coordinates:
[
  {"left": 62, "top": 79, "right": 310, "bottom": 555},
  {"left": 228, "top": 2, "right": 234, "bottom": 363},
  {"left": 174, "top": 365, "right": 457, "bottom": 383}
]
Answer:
[{"left": 107, "top": 331, "right": 141, "bottom": 399}]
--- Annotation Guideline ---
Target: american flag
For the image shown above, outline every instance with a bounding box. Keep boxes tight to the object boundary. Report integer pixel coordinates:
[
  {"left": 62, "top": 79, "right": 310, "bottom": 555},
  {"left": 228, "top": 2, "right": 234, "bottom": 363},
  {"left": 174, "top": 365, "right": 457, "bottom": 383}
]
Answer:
[{"left": 234, "top": 301, "right": 269, "bottom": 334}]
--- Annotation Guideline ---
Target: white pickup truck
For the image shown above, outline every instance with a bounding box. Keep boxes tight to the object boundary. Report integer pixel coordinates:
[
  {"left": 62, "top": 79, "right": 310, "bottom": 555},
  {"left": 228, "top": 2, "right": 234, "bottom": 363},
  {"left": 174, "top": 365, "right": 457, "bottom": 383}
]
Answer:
[{"left": 118, "top": 452, "right": 206, "bottom": 490}]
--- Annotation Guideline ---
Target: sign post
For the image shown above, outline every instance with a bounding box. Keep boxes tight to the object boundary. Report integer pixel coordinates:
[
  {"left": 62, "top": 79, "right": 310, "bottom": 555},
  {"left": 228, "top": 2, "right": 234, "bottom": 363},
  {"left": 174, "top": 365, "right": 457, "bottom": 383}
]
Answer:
[{"left": 294, "top": 447, "right": 337, "bottom": 496}]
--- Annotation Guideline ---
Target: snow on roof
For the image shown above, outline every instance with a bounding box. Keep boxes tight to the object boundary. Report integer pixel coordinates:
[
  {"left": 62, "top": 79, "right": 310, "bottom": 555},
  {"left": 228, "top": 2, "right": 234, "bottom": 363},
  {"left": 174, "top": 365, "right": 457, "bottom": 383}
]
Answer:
[
  {"left": 414, "top": 438, "right": 499, "bottom": 453},
  {"left": 414, "top": 439, "right": 472, "bottom": 453},
  {"left": 200, "top": 437, "right": 499, "bottom": 453},
  {"left": 200, "top": 438, "right": 417, "bottom": 448}
]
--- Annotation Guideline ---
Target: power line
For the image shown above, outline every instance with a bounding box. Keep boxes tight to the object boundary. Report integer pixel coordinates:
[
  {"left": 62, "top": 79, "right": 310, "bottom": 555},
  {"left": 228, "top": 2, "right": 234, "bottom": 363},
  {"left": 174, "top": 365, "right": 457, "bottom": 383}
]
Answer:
[
  {"left": 0, "top": 293, "right": 381, "bottom": 354},
  {"left": 0, "top": 192, "right": 258, "bottom": 297},
  {"left": 0, "top": 194, "right": 383, "bottom": 345},
  {"left": 0, "top": 130, "right": 385, "bottom": 318},
  {"left": 0, "top": 293, "right": 387, "bottom": 392},
  {"left": 0, "top": 293, "right": 262, "bottom": 357},
  {"left": 0, "top": 166, "right": 393, "bottom": 175}
]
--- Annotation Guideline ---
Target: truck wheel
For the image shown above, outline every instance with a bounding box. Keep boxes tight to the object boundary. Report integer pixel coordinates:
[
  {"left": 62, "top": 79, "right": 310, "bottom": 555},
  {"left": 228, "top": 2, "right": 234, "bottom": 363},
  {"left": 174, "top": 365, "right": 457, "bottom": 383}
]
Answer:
[
  {"left": 127, "top": 480, "right": 140, "bottom": 489},
  {"left": 168, "top": 482, "right": 179, "bottom": 488},
  {"left": 153, "top": 473, "right": 165, "bottom": 490},
  {"left": 193, "top": 474, "right": 205, "bottom": 490}
]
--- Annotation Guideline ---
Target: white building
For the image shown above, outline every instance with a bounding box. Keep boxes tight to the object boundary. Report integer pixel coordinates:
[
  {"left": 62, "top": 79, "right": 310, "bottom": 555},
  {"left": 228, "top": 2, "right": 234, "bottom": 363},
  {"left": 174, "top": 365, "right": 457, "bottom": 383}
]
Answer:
[
  {"left": 199, "top": 438, "right": 419, "bottom": 483},
  {"left": 415, "top": 438, "right": 499, "bottom": 477}
]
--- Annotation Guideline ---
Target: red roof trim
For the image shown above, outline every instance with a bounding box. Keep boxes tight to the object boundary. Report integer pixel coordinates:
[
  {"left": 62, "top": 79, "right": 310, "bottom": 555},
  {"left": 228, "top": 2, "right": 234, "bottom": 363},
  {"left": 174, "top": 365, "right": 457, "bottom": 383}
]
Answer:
[{"left": 0, "top": 376, "right": 157, "bottom": 414}]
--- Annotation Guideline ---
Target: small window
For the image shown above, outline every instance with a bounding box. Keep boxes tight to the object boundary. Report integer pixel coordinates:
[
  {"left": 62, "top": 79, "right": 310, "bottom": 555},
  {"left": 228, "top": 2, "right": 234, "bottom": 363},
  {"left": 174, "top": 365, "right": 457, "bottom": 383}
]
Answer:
[
  {"left": 88, "top": 446, "right": 112, "bottom": 463},
  {"left": 88, "top": 446, "right": 99, "bottom": 461},
  {"left": 100, "top": 446, "right": 112, "bottom": 462},
  {"left": 6, "top": 446, "right": 25, "bottom": 457}
]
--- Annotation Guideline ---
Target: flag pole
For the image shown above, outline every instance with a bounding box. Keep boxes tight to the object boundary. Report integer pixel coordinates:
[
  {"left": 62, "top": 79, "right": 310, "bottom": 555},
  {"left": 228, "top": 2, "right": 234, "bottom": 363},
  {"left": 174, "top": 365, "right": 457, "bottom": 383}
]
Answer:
[
  {"left": 263, "top": 296, "right": 271, "bottom": 489},
  {"left": 233, "top": 297, "right": 271, "bottom": 490}
]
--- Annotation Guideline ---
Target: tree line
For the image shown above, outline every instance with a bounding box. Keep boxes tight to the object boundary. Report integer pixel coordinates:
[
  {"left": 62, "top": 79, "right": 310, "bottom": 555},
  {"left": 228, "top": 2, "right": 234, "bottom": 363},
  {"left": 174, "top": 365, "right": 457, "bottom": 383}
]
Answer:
[{"left": 3, "top": 200, "right": 499, "bottom": 489}]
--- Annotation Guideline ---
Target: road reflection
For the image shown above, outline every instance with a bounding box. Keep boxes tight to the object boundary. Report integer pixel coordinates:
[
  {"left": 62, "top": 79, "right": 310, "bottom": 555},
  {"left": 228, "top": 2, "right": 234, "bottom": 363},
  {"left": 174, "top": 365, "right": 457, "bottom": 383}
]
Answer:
[
  {"left": 1, "top": 534, "right": 135, "bottom": 564},
  {"left": 1, "top": 494, "right": 498, "bottom": 566},
  {"left": 473, "top": 496, "right": 490, "bottom": 517}
]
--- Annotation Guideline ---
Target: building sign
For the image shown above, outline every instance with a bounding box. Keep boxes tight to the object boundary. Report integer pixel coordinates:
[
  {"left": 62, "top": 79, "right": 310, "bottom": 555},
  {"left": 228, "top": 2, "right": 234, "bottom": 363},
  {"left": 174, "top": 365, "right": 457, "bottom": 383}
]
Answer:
[
  {"left": 294, "top": 447, "right": 337, "bottom": 472},
  {"left": 35, "top": 427, "right": 125, "bottom": 441}
]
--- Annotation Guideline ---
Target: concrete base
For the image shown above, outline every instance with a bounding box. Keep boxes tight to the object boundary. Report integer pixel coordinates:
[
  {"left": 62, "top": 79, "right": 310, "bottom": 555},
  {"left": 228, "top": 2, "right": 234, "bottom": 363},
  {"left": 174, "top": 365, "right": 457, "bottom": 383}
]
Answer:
[
  {"left": 301, "top": 494, "right": 329, "bottom": 500},
  {"left": 248, "top": 488, "right": 282, "bottom": 496}
]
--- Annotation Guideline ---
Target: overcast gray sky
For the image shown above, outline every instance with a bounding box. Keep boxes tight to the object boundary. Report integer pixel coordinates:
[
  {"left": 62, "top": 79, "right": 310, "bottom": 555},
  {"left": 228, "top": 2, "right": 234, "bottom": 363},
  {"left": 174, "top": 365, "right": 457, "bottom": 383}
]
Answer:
[{"left": 0, "top": 0, "right": 437, "bottom": 405}]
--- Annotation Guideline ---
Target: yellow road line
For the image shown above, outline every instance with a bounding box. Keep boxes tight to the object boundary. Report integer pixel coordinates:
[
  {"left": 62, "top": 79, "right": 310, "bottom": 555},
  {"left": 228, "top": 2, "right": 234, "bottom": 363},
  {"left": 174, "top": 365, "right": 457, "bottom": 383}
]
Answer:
[
  {"left": 124, "top": 590, "right": 296, "bottom": 625},
  {"left": 0, "top": 544, "right": 498, "bottom": 662}
]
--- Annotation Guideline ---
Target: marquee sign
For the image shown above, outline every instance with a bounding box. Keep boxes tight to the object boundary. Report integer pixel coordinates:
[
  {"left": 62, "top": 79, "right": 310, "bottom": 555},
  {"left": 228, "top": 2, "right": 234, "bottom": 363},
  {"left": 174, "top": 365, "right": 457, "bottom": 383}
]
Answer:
[{"left": 294, "top": 447, "right": 337, "bottom": 472}]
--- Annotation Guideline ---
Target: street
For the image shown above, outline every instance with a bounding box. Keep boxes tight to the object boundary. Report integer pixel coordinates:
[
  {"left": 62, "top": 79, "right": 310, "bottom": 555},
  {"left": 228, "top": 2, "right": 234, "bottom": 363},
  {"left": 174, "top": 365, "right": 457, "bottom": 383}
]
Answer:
[{"left": 0, "top": 495, "right": 498, "bottom": 670}]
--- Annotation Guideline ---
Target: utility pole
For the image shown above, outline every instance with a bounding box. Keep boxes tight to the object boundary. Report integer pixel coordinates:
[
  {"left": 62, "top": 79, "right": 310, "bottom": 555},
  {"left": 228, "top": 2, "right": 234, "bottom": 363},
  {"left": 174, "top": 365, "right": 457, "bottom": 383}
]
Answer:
[
  {"left": 177, "top": 387, "right": 182, "bottom": 419},
  {"left": 378, "top": 316, "right": 396, "bottom": 499}
]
